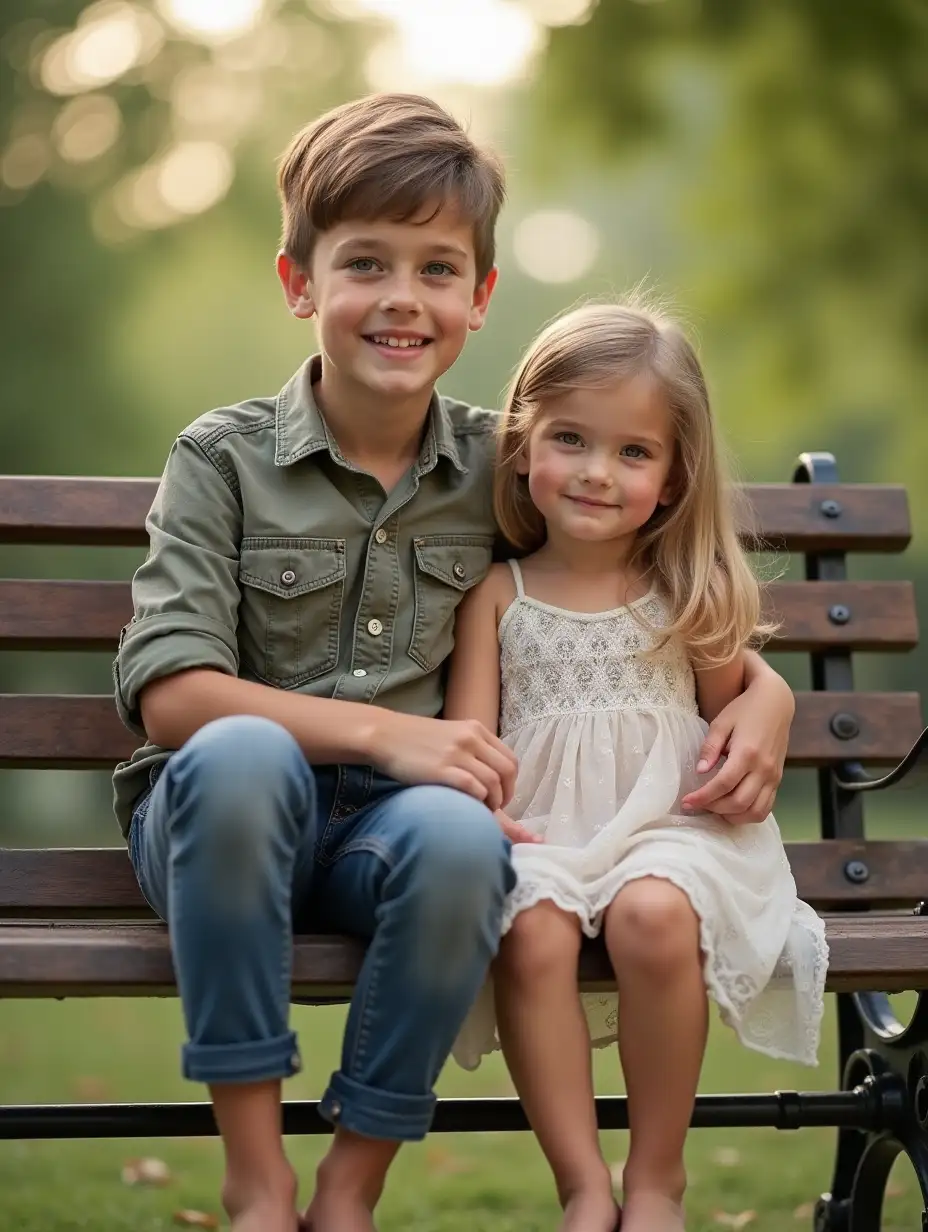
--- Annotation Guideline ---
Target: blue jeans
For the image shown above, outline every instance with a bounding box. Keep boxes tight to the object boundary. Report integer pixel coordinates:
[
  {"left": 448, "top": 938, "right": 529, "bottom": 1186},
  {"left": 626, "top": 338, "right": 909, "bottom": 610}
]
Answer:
[{"left": 128, "top": 714, "right": 514, "bottom": 1141}]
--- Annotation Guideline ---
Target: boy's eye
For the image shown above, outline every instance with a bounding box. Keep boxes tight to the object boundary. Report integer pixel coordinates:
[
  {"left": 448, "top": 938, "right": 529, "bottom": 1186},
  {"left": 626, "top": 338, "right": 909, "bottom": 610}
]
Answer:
[
  {"left": 554, "top": 431, "right": 584, "bottom": 447},
  {"left": 621, "top": 444, "right": 649, "bottom": 459},
  {"left": 348, "top": 257, "right": 379, "bottom": 273},
  {"left": 423, "top": 261, "right": 455, "bottom": 276}
]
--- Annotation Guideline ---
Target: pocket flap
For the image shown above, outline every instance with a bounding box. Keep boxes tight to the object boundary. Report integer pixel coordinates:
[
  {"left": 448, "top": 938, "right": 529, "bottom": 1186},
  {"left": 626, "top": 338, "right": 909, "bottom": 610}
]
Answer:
[
  {"left": 239, "top": 538, "right": 346, "bottom": 599},
  {"left": 412, "top": 537, "right": 492, "bottom": 591}
]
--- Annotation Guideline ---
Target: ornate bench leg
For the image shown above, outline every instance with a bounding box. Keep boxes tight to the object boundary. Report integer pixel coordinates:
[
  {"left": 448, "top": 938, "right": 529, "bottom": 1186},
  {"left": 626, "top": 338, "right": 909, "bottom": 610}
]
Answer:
[
  {"left": 814, "top": 995, "right": 870, "bottom": 1231},
  {"left": 815, "top": 993, "right": 928, "bottom": 1230}
]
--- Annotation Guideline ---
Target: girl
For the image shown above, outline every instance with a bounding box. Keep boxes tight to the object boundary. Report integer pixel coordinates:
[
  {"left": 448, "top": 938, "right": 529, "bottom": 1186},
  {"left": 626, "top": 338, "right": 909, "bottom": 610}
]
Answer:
[{"left": 445, "top": 301, "right": 828, "bottom": 1232}]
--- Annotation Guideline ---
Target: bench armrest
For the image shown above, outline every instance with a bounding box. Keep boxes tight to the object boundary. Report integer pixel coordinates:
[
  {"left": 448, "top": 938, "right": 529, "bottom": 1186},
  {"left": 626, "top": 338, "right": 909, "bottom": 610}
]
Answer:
[{"left": 835, "top": 725, "right": 928, "bottom": 793}]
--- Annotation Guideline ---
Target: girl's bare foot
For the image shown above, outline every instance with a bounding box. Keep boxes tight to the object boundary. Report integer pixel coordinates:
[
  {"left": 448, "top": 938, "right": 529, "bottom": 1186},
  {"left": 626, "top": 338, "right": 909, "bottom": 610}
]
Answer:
[
  {"left": 559, "top": 1185, "right": 621, "bottom": 1232},
  {"left": 620, "top": 1189, "right": 684, "bottom": 1232}
]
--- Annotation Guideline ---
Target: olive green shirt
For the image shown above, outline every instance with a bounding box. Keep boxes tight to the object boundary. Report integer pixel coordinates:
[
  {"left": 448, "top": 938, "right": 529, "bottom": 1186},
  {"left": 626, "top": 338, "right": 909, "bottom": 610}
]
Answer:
[{"left": 112, "top": 356, "right": 498, "bottom": 837}]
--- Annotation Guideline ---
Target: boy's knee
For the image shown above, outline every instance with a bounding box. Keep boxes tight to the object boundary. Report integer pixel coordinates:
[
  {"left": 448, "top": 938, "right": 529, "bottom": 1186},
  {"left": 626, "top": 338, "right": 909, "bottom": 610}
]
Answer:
[
  {"left": 498, "top": 902, "right": 582, "bottom": 985},
  {"left": 163, "top": 715, "right": 314, "bottom": 855},
  {"left": 408, "top": 788, "right": 510, "bottom": 888},
  {"left": 606, "top": 878, "right": 700, "bottom": 973}
]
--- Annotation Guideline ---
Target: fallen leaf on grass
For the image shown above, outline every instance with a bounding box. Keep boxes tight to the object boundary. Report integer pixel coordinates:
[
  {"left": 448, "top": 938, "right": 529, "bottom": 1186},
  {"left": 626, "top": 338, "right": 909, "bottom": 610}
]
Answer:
[
  {"left": 425, "top": 1145, "right": 473, "bottom": 1176},
  {"left": 714, "top": 1211, "right": 757, "bottom": 1229},
  {"left": 887, "top": 1180, "right": 907, "bottom": 1198},
  {"left": 711, "top": 1147, "right": 742, "bottom": 1168},
  {"left": 173, "top": 1212, "right": 219, "bottom": 1229},
  {"left": 73, "top": 1076, "right": 112, "bottom": 1102},
  {"left": 793, "top": 1203, "right": 815, "bottom": 1219},
  {"left": 121, "top": 1157, "right": 172, "bottom": 1186}
]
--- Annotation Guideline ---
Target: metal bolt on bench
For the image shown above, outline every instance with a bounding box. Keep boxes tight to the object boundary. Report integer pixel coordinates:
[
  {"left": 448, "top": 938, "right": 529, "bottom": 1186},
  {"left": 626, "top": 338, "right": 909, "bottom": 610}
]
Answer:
[{"left": 1, "top": 453, "right": 928, "bottom": 1230}]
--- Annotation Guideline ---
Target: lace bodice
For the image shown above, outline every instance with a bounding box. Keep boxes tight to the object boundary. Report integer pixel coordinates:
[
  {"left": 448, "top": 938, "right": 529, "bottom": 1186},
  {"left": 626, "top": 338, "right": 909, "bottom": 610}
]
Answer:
[{"left": 498, "top": 561, "right": 698, "bottom": 738}]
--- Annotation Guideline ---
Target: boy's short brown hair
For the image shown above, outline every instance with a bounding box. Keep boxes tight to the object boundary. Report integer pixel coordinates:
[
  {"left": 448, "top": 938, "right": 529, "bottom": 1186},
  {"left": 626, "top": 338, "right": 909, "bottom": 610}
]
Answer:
[{"left": 277, "top": 93, "right": 505, "bottom": 283}]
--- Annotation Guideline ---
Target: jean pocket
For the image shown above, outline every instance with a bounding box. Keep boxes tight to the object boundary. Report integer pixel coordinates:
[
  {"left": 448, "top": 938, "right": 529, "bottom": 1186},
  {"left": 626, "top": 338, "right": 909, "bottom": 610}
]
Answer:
[
  {"left": 408, "top": 535, "right": 493, "bottom": 671},
  {"left": 239, "top": 537, "right": 346, "bottom": 687}
]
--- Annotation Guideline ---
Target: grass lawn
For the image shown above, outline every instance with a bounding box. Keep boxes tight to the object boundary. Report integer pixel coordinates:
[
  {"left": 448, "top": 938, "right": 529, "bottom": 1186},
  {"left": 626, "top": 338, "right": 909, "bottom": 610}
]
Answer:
[{"left": 0, "top": 993, "right": 923, "bottom": 1231}]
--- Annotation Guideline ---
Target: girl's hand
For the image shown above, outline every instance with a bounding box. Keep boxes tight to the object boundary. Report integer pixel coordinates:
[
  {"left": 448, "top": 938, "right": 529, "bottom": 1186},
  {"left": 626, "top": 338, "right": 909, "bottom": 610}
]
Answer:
[
  {"left": 683, "top": 655, "right": 794, "bottom": 824},
  {"left": 495, "top": 810, "right": 544, "bottom": 845}
]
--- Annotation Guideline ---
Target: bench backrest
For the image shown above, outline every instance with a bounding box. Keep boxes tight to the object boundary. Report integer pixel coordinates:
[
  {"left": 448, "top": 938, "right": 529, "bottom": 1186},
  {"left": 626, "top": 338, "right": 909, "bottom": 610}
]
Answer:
[{"left": 0, "top": 458, "right": 924, "bottom": 918}]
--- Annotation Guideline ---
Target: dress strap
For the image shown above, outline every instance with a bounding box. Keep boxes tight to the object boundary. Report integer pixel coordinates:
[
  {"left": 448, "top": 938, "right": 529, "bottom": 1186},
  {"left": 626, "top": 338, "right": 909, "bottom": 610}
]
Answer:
[{"left": 507, "top": 558, "right": 526, "bottom": 598}]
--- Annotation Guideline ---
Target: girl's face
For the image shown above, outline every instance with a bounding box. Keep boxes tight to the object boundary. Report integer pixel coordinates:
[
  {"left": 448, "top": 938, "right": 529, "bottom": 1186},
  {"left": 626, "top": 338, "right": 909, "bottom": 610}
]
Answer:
[{"left": 518, "top": 373, "right": 676, "bottom": 546}]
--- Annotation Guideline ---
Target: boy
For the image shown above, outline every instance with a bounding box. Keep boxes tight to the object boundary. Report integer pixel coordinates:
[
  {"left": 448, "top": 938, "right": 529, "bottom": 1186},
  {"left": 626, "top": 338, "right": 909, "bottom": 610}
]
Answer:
[{"left": 114, "top": 94, "right": 795, "bottom": 1232}]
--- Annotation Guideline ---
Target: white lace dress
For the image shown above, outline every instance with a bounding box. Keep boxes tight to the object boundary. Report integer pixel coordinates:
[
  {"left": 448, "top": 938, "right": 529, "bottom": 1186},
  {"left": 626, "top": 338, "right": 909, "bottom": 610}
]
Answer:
[{"left": 453, "top": 560, "right": 828, "bottom": 1070}]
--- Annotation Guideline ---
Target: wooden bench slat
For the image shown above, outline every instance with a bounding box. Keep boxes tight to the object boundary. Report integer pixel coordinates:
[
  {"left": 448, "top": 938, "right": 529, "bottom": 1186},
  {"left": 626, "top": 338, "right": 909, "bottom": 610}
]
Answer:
[
  {"left": 4, "top": 841, "right": 928, "bottom": 915},
  {"left": 0, "top": 477, "right": 154, "bottom": 547},
  {"left": 0, "top": 578, "right": 917, "bottom": 653},
  {"left": 764, "top": 581, "right": 917, "bottom": 652},
  {"left": 0, "top": 580, "right": 134, "bottom": 650},
  {"left": 0, "top": 692, "right": 921, "bottom": 769},
  {"left": 741, "top": 484, "right": 910, "bottom": 553},
  {"left": 1, "top": 915, "right": 925, "bottom": 997},
  {"left": 0, "top": 477, "right": 911, "bottom": 553}
]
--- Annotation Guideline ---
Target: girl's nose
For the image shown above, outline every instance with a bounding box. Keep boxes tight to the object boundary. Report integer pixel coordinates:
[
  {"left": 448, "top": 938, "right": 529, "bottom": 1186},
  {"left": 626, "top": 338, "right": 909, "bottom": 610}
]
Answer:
[{"left": 581, "top": 458, "right": 613, "bottom": 486}]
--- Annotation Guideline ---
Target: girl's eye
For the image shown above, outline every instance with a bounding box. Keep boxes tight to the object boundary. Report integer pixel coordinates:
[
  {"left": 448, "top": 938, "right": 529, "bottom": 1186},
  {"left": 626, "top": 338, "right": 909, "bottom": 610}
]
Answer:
[
  {"left": 423, "top": 261, "right": 454, "bottom": 277},
  {"left": 348, "top": 258, "right": 378, "bottom": 273},
  {"left": 554, "top": 431, "right": 584, "bottom": 447},
  {"left": 621, "top": 444, "right": 649, "bottom": 459}
]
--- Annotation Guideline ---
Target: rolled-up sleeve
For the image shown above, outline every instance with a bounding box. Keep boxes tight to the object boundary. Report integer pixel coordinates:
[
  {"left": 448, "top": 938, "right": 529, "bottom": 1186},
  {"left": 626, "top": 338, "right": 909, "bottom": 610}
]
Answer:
[{"left": 115, "top": 433, "right": 242, "bottom": 736}]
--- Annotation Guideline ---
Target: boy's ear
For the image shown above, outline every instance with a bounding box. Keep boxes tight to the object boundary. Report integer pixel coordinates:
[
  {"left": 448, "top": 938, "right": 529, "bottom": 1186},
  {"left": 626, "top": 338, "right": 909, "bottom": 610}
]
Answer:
[
  {"left": 277, "top": 250, "right": 315, "bottom": 319},
  {"left": 468, "top": 265, "right": 498, "bottom": 332}
]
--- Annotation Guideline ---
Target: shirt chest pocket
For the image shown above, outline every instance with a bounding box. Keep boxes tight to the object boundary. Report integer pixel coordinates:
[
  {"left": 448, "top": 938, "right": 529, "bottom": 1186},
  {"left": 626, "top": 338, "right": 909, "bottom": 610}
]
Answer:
[
  {"left": 408, "top": 535, "right": 494, "bottom": 672},
  {"left": 238, "top": 537, "right": 346, "bottom": 688}
]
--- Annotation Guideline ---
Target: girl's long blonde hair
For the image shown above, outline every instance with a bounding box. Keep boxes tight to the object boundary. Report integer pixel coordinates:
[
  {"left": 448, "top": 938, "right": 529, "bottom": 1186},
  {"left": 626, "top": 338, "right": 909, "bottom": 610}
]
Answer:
[{"left": 494, "top": 298, "right": 776, "bottom": 668}]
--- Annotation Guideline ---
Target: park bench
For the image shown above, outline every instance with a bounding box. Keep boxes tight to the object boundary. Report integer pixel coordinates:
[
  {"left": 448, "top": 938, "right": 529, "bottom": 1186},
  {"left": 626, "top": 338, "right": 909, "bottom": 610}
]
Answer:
[{"left": 1, "top": 451, "right": 928, "bottom": 1229}]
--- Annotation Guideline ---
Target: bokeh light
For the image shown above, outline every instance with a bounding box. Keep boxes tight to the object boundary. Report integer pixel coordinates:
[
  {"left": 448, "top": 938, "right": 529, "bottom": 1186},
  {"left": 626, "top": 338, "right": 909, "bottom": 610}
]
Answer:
[
  {"left": 513, "top": 209, "right": 601, "bottom": 283},
  {"left": 520, "top": 0, "right": 598, "bottom": 25},
  {"left": 339, "top": 0, "right": 542, "bottom": 89},
  {"left": 156, "top": 0, "right": 265, "bottom": 43},
  {"left": 53, "top": 94, "right": 122, "bottom": 163},
  {"left": 1, "top": 135, "right": 50, "bottom": 191},
  {"left": 39, "top": 4, "right": 163, "bottom": 96}
]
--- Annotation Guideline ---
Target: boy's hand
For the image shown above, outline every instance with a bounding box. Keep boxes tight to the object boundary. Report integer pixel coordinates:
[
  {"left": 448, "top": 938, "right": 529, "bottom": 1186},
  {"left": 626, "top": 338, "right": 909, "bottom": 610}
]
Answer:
[
  {"left": 494, "top": 810, "right": 544, "bottom": 845},
  {"left": 683, "top": 663, "right": 794, "bottom": 824},
  {"left": 369, "top": 714, "right": 518, "bottom": 812}
]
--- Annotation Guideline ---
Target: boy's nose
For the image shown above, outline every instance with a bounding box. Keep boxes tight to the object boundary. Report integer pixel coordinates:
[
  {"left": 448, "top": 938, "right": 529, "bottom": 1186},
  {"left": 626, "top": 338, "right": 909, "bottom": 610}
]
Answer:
[{"left": 380, "top": 275, "right": 422, "bottom": 314}]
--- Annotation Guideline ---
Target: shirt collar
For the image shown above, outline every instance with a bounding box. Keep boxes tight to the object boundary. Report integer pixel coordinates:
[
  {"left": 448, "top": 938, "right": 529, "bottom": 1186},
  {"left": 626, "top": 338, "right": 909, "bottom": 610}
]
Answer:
[{"left": 274, "top": 355, "right": 467, "bottom": 474}]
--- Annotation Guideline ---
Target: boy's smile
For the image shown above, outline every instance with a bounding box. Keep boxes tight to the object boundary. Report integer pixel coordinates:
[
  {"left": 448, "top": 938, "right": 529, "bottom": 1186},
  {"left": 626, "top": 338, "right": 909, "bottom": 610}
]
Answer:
[{"left": 278, "top": 206, "right": 496, "bottom": 422}]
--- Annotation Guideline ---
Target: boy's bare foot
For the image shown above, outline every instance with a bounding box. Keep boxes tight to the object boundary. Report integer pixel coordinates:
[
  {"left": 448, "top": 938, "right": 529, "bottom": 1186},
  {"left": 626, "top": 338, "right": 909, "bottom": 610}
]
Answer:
[
  {"left": 619, "top": 1190, "right": 684, "bottom": 1232},
  {"left": 559, "top": 1185, "right": 621, "bottom": 1232},
  {"left": 222, "top": 1167, "right": 300, "bottom": 1232},
  {"left": 302, "top": 1190, "right": 377, "bottom": 1232},
  {"left": 227, "top": 1198, "right": 300, "bottom": 1232}
]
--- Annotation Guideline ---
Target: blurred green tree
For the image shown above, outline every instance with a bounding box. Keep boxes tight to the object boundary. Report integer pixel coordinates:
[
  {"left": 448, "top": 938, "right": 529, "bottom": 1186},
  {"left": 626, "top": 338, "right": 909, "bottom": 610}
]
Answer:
[{"left": 536, "top": 0, "right": 927, "bottom": 497}]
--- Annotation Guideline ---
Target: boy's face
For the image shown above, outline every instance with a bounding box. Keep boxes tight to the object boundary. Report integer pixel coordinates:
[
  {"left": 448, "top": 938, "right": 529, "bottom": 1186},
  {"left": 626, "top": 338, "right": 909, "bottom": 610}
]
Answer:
[{"left": 278, "top": 205, "right": 496, "bottom": 407}]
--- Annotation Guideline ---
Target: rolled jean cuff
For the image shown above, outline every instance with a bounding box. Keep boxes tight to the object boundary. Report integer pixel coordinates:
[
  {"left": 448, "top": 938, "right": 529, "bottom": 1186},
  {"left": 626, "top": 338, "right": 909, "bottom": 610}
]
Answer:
[
  {"left": 182, "top": 1031, "right": 302, "bottom": 1084},
  {"left": 320, "top": 1071, "right": 437, "bottom": 1142}
]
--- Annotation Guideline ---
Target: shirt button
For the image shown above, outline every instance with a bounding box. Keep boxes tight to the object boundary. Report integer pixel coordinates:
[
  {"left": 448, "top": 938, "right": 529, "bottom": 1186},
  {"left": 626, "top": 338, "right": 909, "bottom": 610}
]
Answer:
[
  {"left": 280, "top": 569, "right": 296, "bottom": 586},
  {"left": 374, "top": 528, "right": 388, "bottom": 545},
  {"left": 329, "top": 1100, "right": 342, "bottom": 1119},
  {"left": 290, "top": 1052, "right": 302, "bottom": 1072},
  {"left": 367, "top": 618, "right": 383, "bottom": 636},
  {"left": 453, "top": 562, "right": 466, "bottom": 580},
  {"left": 352, "top": 668, "right": 367, "bottom": 677}
]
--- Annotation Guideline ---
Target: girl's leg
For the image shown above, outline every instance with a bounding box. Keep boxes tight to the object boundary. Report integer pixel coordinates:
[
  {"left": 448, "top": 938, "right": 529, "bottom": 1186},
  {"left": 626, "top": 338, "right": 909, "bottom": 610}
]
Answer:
[
  {"left": 604, "top": 877, "right": 708, "bottom": 1232},
  {"left": 495, "top": 902, "right": 619, "bottom": 1232}
]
